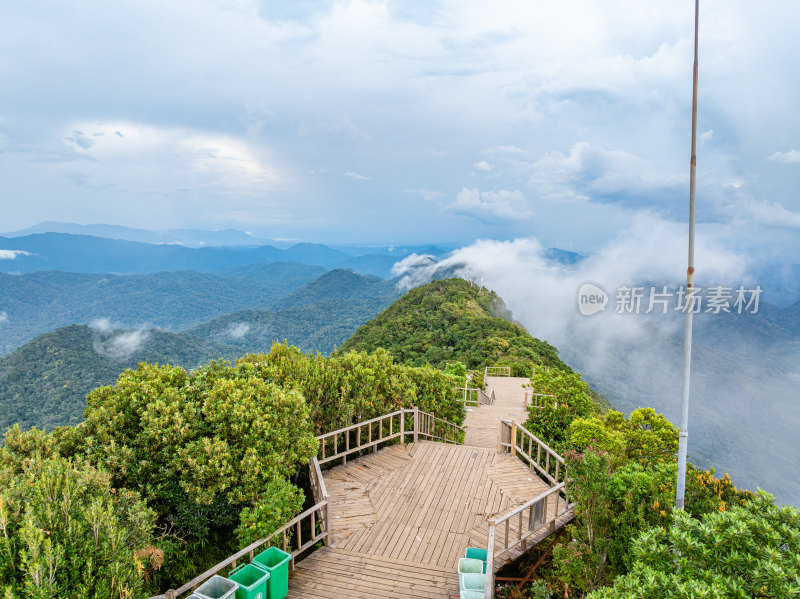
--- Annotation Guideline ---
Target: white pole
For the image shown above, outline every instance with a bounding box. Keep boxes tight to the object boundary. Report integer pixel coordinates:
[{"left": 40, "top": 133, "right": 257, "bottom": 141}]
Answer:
[{"left": 676, "top": 0, "right": 700, "bottom": 510}]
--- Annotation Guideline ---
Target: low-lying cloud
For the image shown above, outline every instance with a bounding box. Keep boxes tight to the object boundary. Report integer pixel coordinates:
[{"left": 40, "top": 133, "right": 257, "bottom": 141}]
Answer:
[
  {"left": 90, "top": 317, "right": 151, "bottom": 360},
  {"left": 93, "top": 329, "right": 150, "bottom": 360},
  {"left": 0, "top": 250, "right": 33, "bottom": 260},
  {"left": 226, "top": 322, "right": 251, "bottom": 340}
]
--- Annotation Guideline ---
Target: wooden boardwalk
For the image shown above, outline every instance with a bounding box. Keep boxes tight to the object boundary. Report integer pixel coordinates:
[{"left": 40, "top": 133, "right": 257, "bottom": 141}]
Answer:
[
  {"left": 463, "top": 376, "right": 530, "bottom": 449},
  {"left": 287, "top": 376, "right": 571, "bottom": 598}
]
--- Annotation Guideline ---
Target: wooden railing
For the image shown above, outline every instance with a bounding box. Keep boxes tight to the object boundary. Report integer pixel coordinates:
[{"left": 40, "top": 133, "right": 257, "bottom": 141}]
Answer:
[
  {"left": 523, "top": 391, "right": 557, "bottom": 410},
  {"left": 456, "top": 387, "right": 494, "bottom": 407},
  {"left": 151, "top": 458, "right": 330, "bottom": 599},
  {"left": 484, "top": 366, "right": 511, "bottom": 378},
  {"left": 499, "top": 420, "right": 568, "bottom": 486},
  {"left": 416, "top": 409, "right": 465, "bottom": 444},
  {"left": 317, "top": 410, "right": 405, "bottom": 465},
  {"left": 456, "top": 387, "right": 479, "bottom": 407},
  {"left": 484, "top": 483, "right": 572, "bottom": 599},
  {"left": 485, "top": 420, "right": 574, "bottom": 598},
  {"left": 318, "top": 407, "right": 465, "bottom": 465}
]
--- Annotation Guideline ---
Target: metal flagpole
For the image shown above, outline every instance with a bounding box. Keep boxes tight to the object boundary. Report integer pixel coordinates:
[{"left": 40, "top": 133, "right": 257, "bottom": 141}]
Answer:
[{"left": 676, "top": 0, "right": 700, "bottom": 510}]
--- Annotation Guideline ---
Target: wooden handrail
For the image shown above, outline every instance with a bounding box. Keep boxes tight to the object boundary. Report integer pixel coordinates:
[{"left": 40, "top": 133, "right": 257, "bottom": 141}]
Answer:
[
  {"left": 484, "top": 483, "right": 572, "bottom": 599},
  {"left": 317, "top": 410, "right": 405, "bottom": 465},
  {"left": 416, "top": 408, "right": 465, "bottom": 444},
  {"left": 455, "top": 387, "right": 479, "bottom": 407},
  {"left": 484, "top": 366, "right": 511, "bottom": 377},
  {"left": 524, "top": 392, "right": 557, "bottom": 410},
  {"left": 499, "top": 420, "right": 568, "bottom": 487}
]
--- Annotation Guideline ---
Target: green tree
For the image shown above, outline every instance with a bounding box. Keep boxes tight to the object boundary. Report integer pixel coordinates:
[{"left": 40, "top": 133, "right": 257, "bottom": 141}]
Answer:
[
  {"left": 236, "top": 343, "right": 465, "bottom": 433},
  {"left": 523, "top": 368, "right": 604, "bottom": 452},
  {"left": 567, "top": 408, "right": 679, "bottom": 466},
  {"left": 553, "top": 447, "right": 615, "bottom": 594},
  {"left": 77, "top": 361, "right": 317, "bottom": 587},
  {"left": 589, "top": 491, "right": 800, "bottom": 599},
  {"left": 0, "top": 451, "right": 156, "bottom": 598}
]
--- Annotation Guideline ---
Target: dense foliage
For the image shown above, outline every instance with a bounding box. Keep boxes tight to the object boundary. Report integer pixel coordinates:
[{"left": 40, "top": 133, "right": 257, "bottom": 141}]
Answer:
[
  {"left": 339, "top": 278, "right": 570, "bottom": 375},
  {"left": 237, "top": 342, "right": 465, "bottom": 432},
  {"left": 71, "top": 361, "right": 317, "bottom": 588},
  {"left": 0, "top": 334, "right": 464, "bottom": 593},
  {"left": 590, "top": 491, "right": 800, "bottom": 599},
  {"left": 520, "top": 365, "right": 764, "bottom": 598},
  {"left": 0, "top": 429, "right": 156, "bottom": 598},
  {"left": 523, "top": 367, "right": 604, "bottom": 451}
]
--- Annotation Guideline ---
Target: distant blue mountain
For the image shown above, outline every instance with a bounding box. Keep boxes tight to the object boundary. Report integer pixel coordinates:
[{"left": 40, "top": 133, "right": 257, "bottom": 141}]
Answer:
[
  {"left": 1, "top": 221, "right": 277, "bottom": 247},
  {"left": 0, "top": 263, "right": 327, "bottom": 354},
  {"left": 0, "top": 233, "right": 363, "bottom": 274}
]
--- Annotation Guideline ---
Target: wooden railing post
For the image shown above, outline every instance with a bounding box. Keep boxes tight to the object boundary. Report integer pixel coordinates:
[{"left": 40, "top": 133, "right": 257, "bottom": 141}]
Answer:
[
  {"left": 510, "top": 421, "right": 517, "bottom": 456},
  {"left": 400, "top": 409, "right": 405, "bottom": 445},
  {"left": 497, "top": 420, "right": 503, "bottom": 454},
  {"left": 413, "top": 406, "right": 419, "bottom": 443},
  {"left": 324, "top": 501, "right": 332, "bottom": 546},
  {"left": 485, "top": 520, "right": 496, "bottom": 599}
]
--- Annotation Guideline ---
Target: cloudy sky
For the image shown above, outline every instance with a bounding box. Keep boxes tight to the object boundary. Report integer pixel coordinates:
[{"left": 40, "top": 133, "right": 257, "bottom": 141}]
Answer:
[{"left": 1, "top": 0, "right": 799, "bottom": 252}]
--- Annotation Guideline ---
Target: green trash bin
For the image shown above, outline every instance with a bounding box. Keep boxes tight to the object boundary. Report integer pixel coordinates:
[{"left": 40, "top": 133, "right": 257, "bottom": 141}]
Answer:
[
  {"left": 460, "top": 591, "right": 484, "bottom": 599},
  {"left": 251, "top": 546, "right": 291, "bottom": 599},
  {"left": 460, "top": 572, "right": 486, "bottom": 594},
  {"left": 458, "top": 558, "right": 484, "bottom": 576},
  {"left": 195, "top": 575, "right": 238, "bottom": 599},
  {"left": 228, "top": 563, "right": 270, "bottom": 599},
  {"left": 464, "top": 547, "right": 488, "bottom": 573}
]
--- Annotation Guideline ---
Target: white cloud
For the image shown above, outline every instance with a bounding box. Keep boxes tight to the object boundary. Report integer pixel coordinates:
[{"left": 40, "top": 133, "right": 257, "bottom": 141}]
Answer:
[
  {"left": 343, "top": 171, "right": 370, "bottom": 180},
  {"left": 447, "top": 188, "right": 533, "bottom": 222},
  {"left": 89, "top": 317, "right": 114, "bottom": 332},
  {"left": 0, "top": 311, "right": 7, "bottom": 323},
  {"left": 60, "top": 121, "right": 281, "bottom": 195},
  {"left": 528, "top": 142, "right": 684, "bottom": 206},
  {"left": 226, "top": 322, "right": 251, "bottom": 339},
  {"left": 735, "top": 200, "right": 800, "bottom": 230},
  {"left": 0, "top": 249, "right": 32, "bottom": 260},
  {"left": 93, "top": 329, "right": 150, "bottom": 360},
  {"left": 404, "top": 188, "right": 445, "bottom": 201},
  {"left": 768, "top": 149, "right": 800, "bottom": 164},
  {"left": 395, "top": 214, "right": 749, "bottom": 345},
  {"left": 391, "top": 253, "right": 437, "bottom": 279},
  {"left": 473, "top": 160, "right": 492, "bottom": 171}
]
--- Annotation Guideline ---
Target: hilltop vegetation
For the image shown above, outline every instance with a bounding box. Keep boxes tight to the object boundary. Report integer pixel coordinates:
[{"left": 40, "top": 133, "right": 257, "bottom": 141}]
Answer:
[{"left": 340, "top": 278, "right": 570, "bottom": 375}]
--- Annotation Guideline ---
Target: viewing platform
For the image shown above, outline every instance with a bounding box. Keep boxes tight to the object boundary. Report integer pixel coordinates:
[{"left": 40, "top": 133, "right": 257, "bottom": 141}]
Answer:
[{"left": 157, "top": 370, "right": 574, "bottom": 599}]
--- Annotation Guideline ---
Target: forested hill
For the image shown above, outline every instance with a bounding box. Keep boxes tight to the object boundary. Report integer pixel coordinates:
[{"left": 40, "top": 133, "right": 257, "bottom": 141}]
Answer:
[
  {"left": 0, "top": 324, "right": 240, "bottom": 432},
  {"left": 339, "top": 278, "right": 570, "bottom": 373},
  {"left": 0, "top": 270, "right": 401, "bottom": 432}
]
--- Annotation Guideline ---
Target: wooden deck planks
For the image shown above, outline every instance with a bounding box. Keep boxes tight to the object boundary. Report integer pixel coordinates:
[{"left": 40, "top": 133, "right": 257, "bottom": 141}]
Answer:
[{"left": 287, "top": 374, "right": 575, "bottom": 598}]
